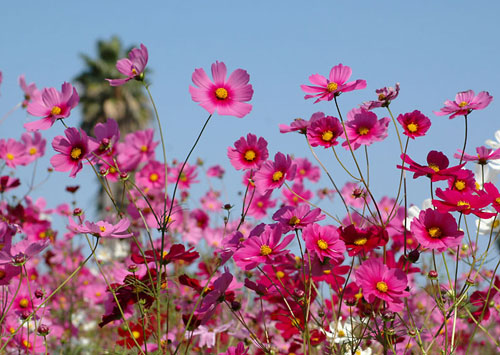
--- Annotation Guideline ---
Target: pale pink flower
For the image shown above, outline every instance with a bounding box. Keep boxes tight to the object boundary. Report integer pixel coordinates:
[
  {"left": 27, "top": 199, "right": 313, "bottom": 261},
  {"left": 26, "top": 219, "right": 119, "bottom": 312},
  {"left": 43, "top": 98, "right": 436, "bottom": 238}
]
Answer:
[
  {"left": 0, "top": 139, "right": 30, "bottom": 168},
  {"left": 68, "top": 217, "right": 133, "bottom": 239},
  {"left": 18, "top": 74, "right": 39, "bottom": 108},
  {"left": 361, "top": 83, "right": 400, "bottom": 110},
  {"left": 189, "top": 61, "right": 253, "bottom": 118},
  {"left": 434, "top": 90, "right": 493, "bottom": 119},
  {"left": 117, "top": 129, "right": 158, "bottom": 171},
  {"left": 107, "top": 44, "right": 148, "bottom": 86},
  {"left": 21, "top": 131, "right": 46, "bottom": 164},
  {"left": 24, "top": 82, "right": 79, "bottom": 131}
]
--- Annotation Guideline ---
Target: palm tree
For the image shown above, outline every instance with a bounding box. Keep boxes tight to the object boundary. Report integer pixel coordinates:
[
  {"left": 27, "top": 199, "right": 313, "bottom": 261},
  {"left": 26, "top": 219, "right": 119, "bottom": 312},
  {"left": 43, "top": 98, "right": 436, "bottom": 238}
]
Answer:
[{"left": 74, "top": 36, "right": 153, "bottom": 212}]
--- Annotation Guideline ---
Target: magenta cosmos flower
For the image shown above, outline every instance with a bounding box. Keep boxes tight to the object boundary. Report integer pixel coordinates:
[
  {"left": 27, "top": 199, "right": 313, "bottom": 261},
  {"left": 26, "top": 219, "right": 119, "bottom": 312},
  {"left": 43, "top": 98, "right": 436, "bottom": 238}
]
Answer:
[
  {"left": 303, "top": 223, "right": 345, "bottom": 264},
  {"left": 396, "top": 110, "right": 431, "bottom": 139},
  {"left": 454, "top": 146, "right": 500, "bottom": 165},
  {"left": 410, "top": 208, "right": 464, "bottom": 252},
  {"left": 189, "top": 61, "right": 253, "bottom": 118},
  {"left": 362, "top": 83, "right": 400, "bottom": 110},
  {"left": 0, "top": 138, "right": 30, "bottom": 168},
  {"left": 233, "top": 224, "right": 294, "bottom": 270},
  {"left": 50, "top": 127, "right": 92, "bottom": 178},
  {"left": 106, "top": 44, "right": 148, "bottom": 86},
  {"left": 341, "top": 108, "right": 390, "bottom": 150},
  {"left": 24, "top": 82, "right": 79, "bottom": 131},
  {"left": 301, "top": 63, "right": 366, "bottom": 103},
  {"left": 434, "top": 90, "right": 493, "bottom": 119},
  {"left": 307, "top": 112, "right": 343, "bottom": 148},
  {"left": 355, "top": 258, "right": 409, "bottom": 312},
  {"left": 68, "top": 217, "right": 133, "bottom": 239},
  {"left": 227, "top": 133, "right": 268, "bottom": 170},
  {"left": 18, "top": 74, "right": 39, "bottom": 108},
  {"left": 253, "top": 152, "right": 296, "bottom": 194}
]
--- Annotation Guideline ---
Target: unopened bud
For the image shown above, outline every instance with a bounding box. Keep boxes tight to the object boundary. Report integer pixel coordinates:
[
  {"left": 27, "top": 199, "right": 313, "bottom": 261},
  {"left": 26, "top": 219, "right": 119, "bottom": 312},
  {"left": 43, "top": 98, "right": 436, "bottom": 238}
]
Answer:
[
  {"left": 37, "top": 324, "right": 50, "bottom": 336},
  {"left": 407, "top": 249, "right": 420, "bottom": 263},
  {"left": 128, "top": 264, "right": 138, "bottom": 273},
  {"left": 73, "top": 208, "right": 83, "bottom": 216},
  {"left": 428, "top": 270, "right": 438, "bottom": 279},
  {"left": 465, "top": 278, "right": 475, "bottom": 286},
  {"left": 35, "top": 289, "right": 44, "bottom": 299},
  {"left": 99, "top": 168, "right": 108, "bottom": 176},
  {"left": 120, "top": 172, "right": 129, "bottom": 180},
  {"left": 231, "top": 301, "right": 241, "bottom": 311},
  {"left": 21, "top": 310, "right": 31, "bottom": 320}
]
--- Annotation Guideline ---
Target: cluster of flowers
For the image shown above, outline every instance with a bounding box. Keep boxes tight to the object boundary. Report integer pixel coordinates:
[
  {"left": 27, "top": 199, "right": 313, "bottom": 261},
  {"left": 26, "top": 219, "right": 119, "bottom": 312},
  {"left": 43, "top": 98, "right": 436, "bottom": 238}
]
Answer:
[{"left": 1, "top": 44, "right": 500, "bottom": 355}]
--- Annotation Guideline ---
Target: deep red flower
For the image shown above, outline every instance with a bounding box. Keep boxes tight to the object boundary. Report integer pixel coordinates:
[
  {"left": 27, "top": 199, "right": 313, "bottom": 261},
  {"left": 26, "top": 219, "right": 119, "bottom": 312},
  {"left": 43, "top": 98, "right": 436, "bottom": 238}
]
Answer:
[
  {"left": 398, "top": 151, "right": 465, "bottom": 182},
  {"left": 339, "top": 224, "right": 388, "bottom": 256}
]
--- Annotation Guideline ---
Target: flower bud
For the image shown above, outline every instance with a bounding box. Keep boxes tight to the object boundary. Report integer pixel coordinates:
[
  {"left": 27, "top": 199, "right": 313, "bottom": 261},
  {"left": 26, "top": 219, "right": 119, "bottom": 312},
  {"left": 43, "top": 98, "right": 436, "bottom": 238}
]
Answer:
[
  {"left": 73, "top": 208, "right": 83, "bottom": 216},
  {"left": 407, "top": 249, "right": 420, "bottom": 263},
  {"left": 35, "top": 289, "right": 45, "bottom": 299},
  {"left": 120, "top": 172, "right": 129, "bottom": 181},
  {"left": 231, "top": 301, "right": 241, "bottom": 311},
  {"left": 428, "top": 270, "right": 438, "bottom": 279},
  {"left": 37, "top": 324, "right": 50, "bottom": 336}
]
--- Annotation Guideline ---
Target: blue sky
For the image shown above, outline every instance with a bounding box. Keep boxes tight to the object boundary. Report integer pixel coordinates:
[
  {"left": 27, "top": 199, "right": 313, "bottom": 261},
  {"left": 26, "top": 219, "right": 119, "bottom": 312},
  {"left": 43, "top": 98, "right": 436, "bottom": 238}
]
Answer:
[{"left": 1, "top": 1, "right": 500, "bottom": 221}]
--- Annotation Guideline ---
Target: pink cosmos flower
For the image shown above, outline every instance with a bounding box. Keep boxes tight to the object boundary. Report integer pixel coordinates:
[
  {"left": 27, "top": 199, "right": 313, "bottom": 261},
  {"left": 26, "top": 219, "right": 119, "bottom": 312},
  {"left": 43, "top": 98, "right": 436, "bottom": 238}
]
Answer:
[
  {"left": 21, "top": 131, "right": 46, "bottom": 164},
  {"left": 0, "top": 238, "right": 49, "bottom": 266},
  {"left": 136, "top": 160, "right": 166, "bottom": 191},
  {"left": 24, "top": 82, "right": 79, "bottom": 131},
  {"left": 253, "top": 152, "right": 296, "bottom": 194},
  {"left": 233, "top": 224, "right": 294, "bottom": 270},
  {"left": 454, "top": 146, "right": 500, "bottom": 165},
  {"left": 434, "top": 90, "right": 493, "bottom": 119},
  {"left": 219, "top": 342, "right": 249, "bottom": 355},
  {"left": 18, "top": 74, "right": 39, "bottom": 108},
  {"left": 227, "top": 133, "right": 268, "bottom": 170},
  {"left": 306, "top": 112, "right": 343, "bottom": 148},
  {"left": 340, "top": 224, "right": 388, "bottom": 257},
  {"left": 50, "top": 127, "right": 92, "bottom": 178},
  {"left": 396, "top": 110, "right": 431, "bottom": 139},
  {"left": 168, "top": 163, "right": 198, "bottom": 190},
  {"left": 303, "top": 223, "right": 345, "bottom": 264},
  {"left": 341, "top": 181, "right": 370, "bottom": 208},
  {"left": 196, "top": 268, "right": 233, "bottom": 322},
  {"left": 0, "top": 176, "right": 20, "bottom": 193},
  {"left": 410, "top": 208, "right": 464, "bottom": 252},
  {"left": 0, "top": 138, "right": 30, "bottom": 168},
  {"left": 355, "top": 258, "right": 409, "bottom": 312},
  {"left": 206, "top": 165, "right": 225, "bottom": 178},
  {"left": 282, "top": 182, "right": 312, "bottom": 207},
  {"left": 294, "top": 157, "right": 320, "bottom": 183},
  {"left": 301, "top": 63, "right": 367, "bottom": 103},
  {"left": 446, "top": 168, "right": 476, "bottom": 194},
  {"left": 433, "top": 188, "right": 494, "bottom": 218},
  {"left": 398, "top": 151, "right": 465, "bottom": 182},
  {"left": 342, "top": 108, "right": 390, "bottom": 150},
  {"left": 272, "top": 205, "right": 325, "bottom": 233},
  {"left": 361, "top": 83, "right": 400, "bottom": 110},
  {"left": 279, "top": 118, "right": 309, "bottom": 134},
  {"left": 246, "top": 191, "right": 276, "bottom": 219},
  {"left": 117, "top": 129, "right": 158, "bottom": 171},
  {"left": 68, "top": 217, "right": 133, "bottom": 239},
  {"left": 106, "top": 44, "right": 148, "bottom": 86},
  {"left": 189, "top": 61, "right": 253, "bottom": 118},
  {"left": 90, "top": 118, "right": 120, "bottom": 156}
]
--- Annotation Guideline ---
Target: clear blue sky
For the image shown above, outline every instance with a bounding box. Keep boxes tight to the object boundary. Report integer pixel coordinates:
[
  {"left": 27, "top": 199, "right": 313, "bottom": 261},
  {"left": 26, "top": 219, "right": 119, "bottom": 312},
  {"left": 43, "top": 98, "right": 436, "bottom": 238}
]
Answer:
[{"left": 1, "top": 1, "right": 499, "bottom": 219}]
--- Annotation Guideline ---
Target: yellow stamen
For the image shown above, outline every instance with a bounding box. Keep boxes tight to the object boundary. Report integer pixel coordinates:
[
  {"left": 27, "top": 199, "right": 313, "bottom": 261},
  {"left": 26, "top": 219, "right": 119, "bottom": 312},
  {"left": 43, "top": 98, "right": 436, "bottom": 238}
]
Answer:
[
  {"left": 428, "top": 163, "right": 440, "bottom": 172},
  {"left": 376, "top": 281, "right": 388, "bottom": 292},
  {"left": 29, "top": 147, "right": 37, "bottom": 155},
  {"left": 326, "top": 82, "right": 338, "bottom": 92},
  {"left": 99, "top": 226, "right": 106, "bottom": 232},
  {"left": 289, "top": 216, "right": 301, "bottom": 225},
  {"left": 493, "top": 220, "right": 500, "bottom": 228},
  {"left": 354, "top": 237, "right": 367, "bottom": 246},
  {"left": 407, "top": 122, "right": 418, "bottom": 133},
  {"left": 260, "top": 244, "right": 272, "bottom": 256},
  {"left": 6, "top": 153, "right": 14, "bottom": 161},
  {"left": 22, "top": 340, "right": 31, "bottom": 349},
  {"left": 0, "top": 270, "right": 5, "bottom": 279},
  {"left": 19, "top": 298, "right": 29, "bottom": 308},
  {"left": 358, "top": 127, "right": 369, "bottom": 135},
  {"left": 454, "top": 180, "right": 466, "bottom": 191},
  {"left": 140, "top": 145, "right": 148, "bottom": 152},
  {"left": 132, "top": 68, "right": 138, "bottom": 75},
  {"left": 428, "top": 226, "right": 442, "bottom": 238},
  {"left": 70, "top": 147, "right": 82, "bottom": 160},
  {"left": 51, "top": 106, "right": 62, "bottom": 115},
  {"left": 299, "top": 169, "right": 306, "bottom": 175},
  {"left": 321, "top": 130, "right": 334, "bottom": 142},
  {"left": 244, "top": 150, "right": 256, "bottom": 161},
  {"left": 354, "top": 291, "right": 363, "bottom": 300},
  {"left": 132, "top": 330, "right": 141, "bottom": 339},
  {"left": 272, "top": 171, "right": 283, "bottom": 181},
  {"left": 458, "top": 101, "right": 468, "bottom": 108},
  {"left": 317, "top": 239, "right": 328, "bottom": 250},
  {"left": 495, "top": 197, "right": 500, "bottom": 205},
  {"left": 378, "top": 93, "right": 386, "bottom": 101},
  {"left": 215, "top": 87, "right": 228, "bottom": 100},
  {"left": 149, "top": 173, "right": 159, "bottom": 182},
  {"left": 457, "top": 200, "right": 470, "bottom": 208},
  {"left": 39, "top": 231, "right": 47, "bottom": 239},
  {"left": 276, "top": 271, "right": 285, "bottom": 278},
  {"left": 257, "top": 201, "right": 264, "bottom": 208},
  {"left": 180, "top": 173, "right": 187, "bottom": 182}
]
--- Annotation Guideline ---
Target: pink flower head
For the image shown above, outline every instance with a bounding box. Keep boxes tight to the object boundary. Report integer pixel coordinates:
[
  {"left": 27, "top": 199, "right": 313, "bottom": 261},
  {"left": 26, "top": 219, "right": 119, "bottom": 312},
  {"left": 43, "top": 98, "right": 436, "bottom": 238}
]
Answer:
[
  {"left": 398, "top": 151, "right": 465, "bottom": 182},
  {"left": 117, "top": 129, "right": 158, "bottom": 171},
  {"left": 168, "top": 163, "right": 198, "bottom": 190},
  {"left": 0, "top": 176, "right": 20, "bottom": 193},
  {"left": 279, "top": 118, "right": 310, "bottom": 134},
  {"left": 303, "top": 223, "right": 345, "bottom": 264},
  {"left": 446, "top": 168, "right": 476, "bottom": 194},
  {"left": 434, "top": 90, "right": 493, "bottom": 119},
  {"left": 106, "top": 44, "right": 148, "bottom": 86},
  {"left": 136, "top": 160, "right": 166, "bottom": 191},
  {"left": 306, "top": 112, "right": 343, "bottom": 148},
  {"left": 342, "top": 108, "right": 390, "bottom": 150},
  {"left": 253, "top": 152, "right": 296, "bottom": 194},
  {"left": 206, "top": 165, "right": 225, "bottom": 178},
  {"left": 227, "top": 133, "right": 268, "bottom": 170},
  {"left": 396, "top": 110, "right": 431, "bottom": 139},
  {"left": 361, "top": 83, "right": 400, "bottom": 110},
  {"left": 294, "top": 157, "right": 320, "bottom": 183},
  {"left": 410, "top": 208, "right": 464, "bottom": 252},
  {"left": 433, "top": 188, "right": 494, "bottom": 218},
  {"left": 355, "top": 258, "right": 409, "bottom": 312},
  {"left": 301, "top": 63, "right": 366, "bottom": 103},
  {"left": 247, "top": 191, "right": 276, "bottom": 219},
  {"left": 454, "top": 146, "right": 500, "bottom": 166},
  {"left": 21, "top": 131, "right": 46, "bottom": 164},
  {"left": 272, "top": 205, "right": 325, "bottom": 233},
  {"left": 18, "top": 74, "right": 39, "bottom": 108},
  {"left": 0, "top": 138, "right": 30, "bottom": 168},
  {"left": 50, "top": 127, "right": 91, "bottom": 178},
  {"left": 340, "top": 224, "right": 388, "bottom": 257},
  {"left": 68, "top": 217, "right": 133, "bottom": 239},
  {"left": 24, "top": 82, "right": 79, "bottom": 131},
  {"left": 281, "top": 182, "right": 312, "bottom": 207},
  {"left": 90, "top": 118, "right": 120, "bottom": 156},
  {"left": 341, "top": 181, "right": 370, "bottom": 208},
  {"left": 189, "top": 61, "right": 253, "bottom": 118},
  {"left": 233, "top": 224, "right": 294, "bottom": 270}
]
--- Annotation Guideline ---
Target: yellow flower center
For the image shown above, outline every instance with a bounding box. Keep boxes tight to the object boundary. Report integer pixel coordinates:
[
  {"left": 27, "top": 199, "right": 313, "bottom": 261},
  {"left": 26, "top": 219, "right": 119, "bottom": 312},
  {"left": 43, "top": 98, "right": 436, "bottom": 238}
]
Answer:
[
  {"left": 19, "top": 298, "right": 29, "bottom": 308},
  {"left": 495, "top": 197, "right": 500, "bottom": 204},
  {"left": 132, "top": 330, "right": 141, "bottom": 339},
  {"left": 457, "top": 200, "right": 470, "bottom": 208},
  {"left": 140, "top": 145, "right": 148, "bottom": 152},
  {"left": 358, "top": 127, "right": 370, "bottom": 135},
  {"left": 299, "top": 169, "right": 306, "bottom": 175},
  {"left": 289, "top": 216, "right": 301, "bottom": 225},
  {"left": 458, "top": 101, "right": 468, "bottom": 107},
  {"left": 29, "top": 147, "right": 37, "bottom": 155},
  {"left": 244, "top": 150, "right": 256, "bottom": 161},
  {"left": 132, "top": 68, "right": 138, "bottom": 75},
  {"left": 6, "top": 153, "right": 14, "bottom": 161},
  {"left": 99, "top": 226, "right": 106, "bottom": 233},
  {"left": 260, "top": 244, "right": 272, "bottom": 256},
  {"left": 354, "top": 291, "right": 363, "bottom": 300},
  {"left": 493, "top": 220, "right": 500, "bottom": 228},
  {"left": 378, "top": 93, "right": 386, "bottom": 101},
  {"left": 276, "top": 271, "right": 285, "bottom": 278},
  {"left": 109, "top": 167, "right": 116, "bottom": 174},
  {"left": 39, "top": 231, "right": 47, "bottom": 239},
  {"left": 291, "top": 319, "right": 301, "bottom": 327},
  {"left": 0, "top": 270, "right": 5, "bottom": 279},
  {"left": 51, "top": 106, "right": 62, "bottom": 115},
  {"left": 70, "top": 147, "right": 82, "bottom": 160},
  {"left": 257, "top": 201, "right": 264, "bottom": 208},
  {"left": 376, "top": 281, "right": 388, "bottom": 292},
  {"left": 354, "top": 237, "right": 367, "bottom": 246},
  {"left": 215, "top": 87, "right": 228, "bottom": 100},
  {"left": 326, "top": 82, "right": 338, "bottom": 92},
  {"left": 428, "top": 226, "right": 442, "bottom": 238},
  {"left": 272, "top": 171, "right": 283, "bottom": 181},
  {"left": 407, "top": 122, "right": 418, "bottom": 133},
  {"left": 317, "top": 239, "right": 328, "bottom": 250},
  {"left": 428, "top": 163, "right": 440, "bottom": 172},
  {"left": 22, "top": 340, "right": 32, "bottom": 349},
  {"left": 454, "top": 180, "right": 466, "bottom": 191},
  {"left": 321, "top": 130, "right": 334, "bottom": 142},
  {"left": 149, "top": 173, "right": 159, "bottom": 182},
  {"left": 179, "top": 172, "right": 187, "bottom": 182},
  {"left": 338, "top": 329, "right": 346, "bottom": 337}
]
